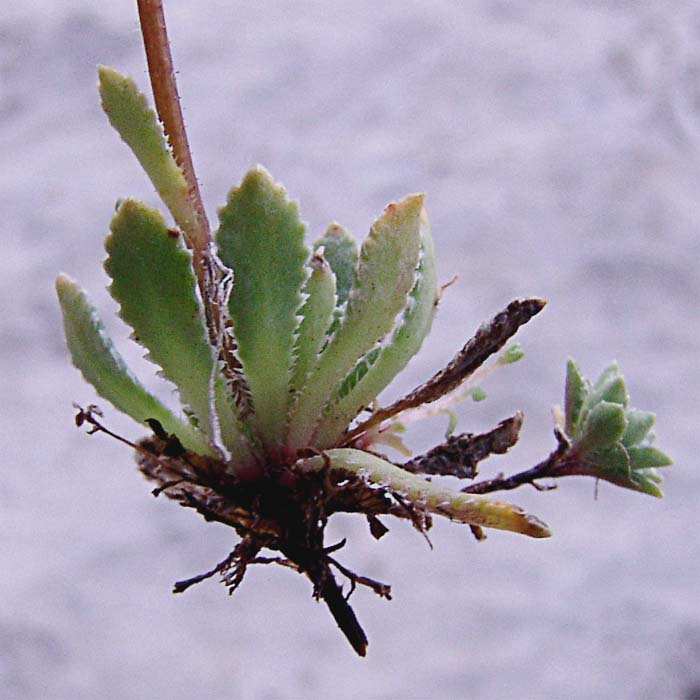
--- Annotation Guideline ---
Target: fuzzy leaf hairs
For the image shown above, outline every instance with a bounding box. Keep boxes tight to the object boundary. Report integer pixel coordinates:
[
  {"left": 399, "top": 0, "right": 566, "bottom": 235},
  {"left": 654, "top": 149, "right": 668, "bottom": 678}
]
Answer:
[{"left": 557, "top": 360, "right": 672, "bottom": 497}]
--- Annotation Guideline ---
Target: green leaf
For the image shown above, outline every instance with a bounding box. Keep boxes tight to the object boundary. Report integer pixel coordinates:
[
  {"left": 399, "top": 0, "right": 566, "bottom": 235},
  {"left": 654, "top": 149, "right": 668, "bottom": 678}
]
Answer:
[
  {"left": 98, "top": 67, "right": 195, "bottom": 238},
  {"left": 627, "top": 471, "right": 664, "bottom": 498},
  {"left": 499, "top": 343, "right": 524, "bottom": 365},
  {"left": 470, "top": 387, "right": 487, "bottom": 402},
  {"left": 286, "top": 194, "right": 424, "bottom": 451},
  {"left": 563, "top": 360, "right": 671, "bottom": 497},
  {"left": 216, "top": 166, "right": 309, "bottom": 451},
  {"left": 622, "top": 410, "right": 656, "bottom": 447},
  {"left": 574, "top": 363, "right": 629, "bottom": 444},
  {"left": 585, "top": 443, "right": 664, "bottom": 497},
  {"left": 55, "top": 274, "right": 213, "bottom": 456},
  {"left": 104, "top": 199, "right": 254, "bottom": 466},
  {"left": 597, "top": 376, "right": 628, "bottom": 406},
  {"left": 289, "top": 251, "right": 337, "bottom": 398},
  {"left": 314, "top": 223, "right": 358, "bottom": 307},
  {"left": 592, "top": 361, "right": 621, "bottom": 391},
  {"left": 314, "top": 207, "right": 438, "bottom": 448},
  {"left": 298, "top": 448, "right": 551, "bottom": 538},
  {"left": 585, "top": 443, "right": 631, "bottom": 477},
  {"left": 627, "top": 445, "right": 672, "bottom": 469},
  {"left": 575, "top": 400, "right": 627, "bottom": 453},
  {"left": 335, "top": 347, "right": 382, "bottom": 400},
  {"left": 564, "top": 358, "right": 588, "bottom": 435},
  {"left": 583, "top": 362, "right": 628, "bottom": 411},
  {"left": 105, "top": 200, "right": 212, "bottom": 428}
]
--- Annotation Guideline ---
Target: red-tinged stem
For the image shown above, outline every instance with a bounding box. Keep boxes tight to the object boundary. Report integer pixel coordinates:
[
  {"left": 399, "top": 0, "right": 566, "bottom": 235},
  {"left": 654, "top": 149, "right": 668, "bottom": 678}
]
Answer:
[{"left": 136, "top": 0, "right": 211, "bottom": 250}]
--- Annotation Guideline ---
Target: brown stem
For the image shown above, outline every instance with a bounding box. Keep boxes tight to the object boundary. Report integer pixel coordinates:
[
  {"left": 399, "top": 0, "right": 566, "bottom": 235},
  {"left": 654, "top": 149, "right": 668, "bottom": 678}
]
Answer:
[
  {"left": 136, "top": 0, "right": 210, "bottom": 249},
  {"left": 461, "top": 430, "right": 574, "bottom": 495},
  {"left": 342, "top": 298, "right": 545, "bottom": 445}
]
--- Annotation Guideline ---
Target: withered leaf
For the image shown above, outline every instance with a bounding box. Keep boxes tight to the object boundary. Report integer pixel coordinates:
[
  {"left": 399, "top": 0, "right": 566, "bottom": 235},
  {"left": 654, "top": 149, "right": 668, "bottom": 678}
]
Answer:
[
  {"left": 347, "top": 298, "right": 544, "bottom": 440},
  {"left": 402, "top": 412, "right": 523, "bottom": 478}
]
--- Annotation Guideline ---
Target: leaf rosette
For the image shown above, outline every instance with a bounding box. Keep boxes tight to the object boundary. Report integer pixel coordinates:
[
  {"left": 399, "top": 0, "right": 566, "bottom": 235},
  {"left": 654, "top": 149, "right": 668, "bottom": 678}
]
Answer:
[{"left": 55, "top": 62, "right": 671, "bottom": 656}]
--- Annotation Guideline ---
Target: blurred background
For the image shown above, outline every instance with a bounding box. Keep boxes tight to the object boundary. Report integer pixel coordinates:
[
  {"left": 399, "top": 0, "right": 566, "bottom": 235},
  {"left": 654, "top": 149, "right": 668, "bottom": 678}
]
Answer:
[{"left": 2, "top": 1, "right": 698, "bottom": 698}]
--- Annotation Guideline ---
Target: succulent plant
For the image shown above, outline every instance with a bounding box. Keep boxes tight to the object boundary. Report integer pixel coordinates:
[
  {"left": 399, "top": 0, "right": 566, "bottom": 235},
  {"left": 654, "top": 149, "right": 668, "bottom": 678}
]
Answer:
[
  {"left": 557, "top": 360, "right": 672, "bottom": 497},
  {"left": 55, "top": 1, "right": 671, "bottom": 656}
]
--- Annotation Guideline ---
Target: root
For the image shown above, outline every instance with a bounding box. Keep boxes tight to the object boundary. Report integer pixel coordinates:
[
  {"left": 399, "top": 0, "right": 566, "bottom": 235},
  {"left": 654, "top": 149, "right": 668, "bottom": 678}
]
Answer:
[
  {"left": 133, "top": 430, "right": 397, "bottom": 656},
  {"left": 75, "top": 407, "right": 432, "bottom": 657}
]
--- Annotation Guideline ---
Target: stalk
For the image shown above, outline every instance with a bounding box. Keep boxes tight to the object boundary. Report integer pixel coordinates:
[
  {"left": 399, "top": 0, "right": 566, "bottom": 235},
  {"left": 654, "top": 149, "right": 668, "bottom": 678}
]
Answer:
[
  {"left": 136, "top": 0, "right": 210, "bottom": 251},
  {"left": 135, "top": 0, "right": 217, "bottom": 335}
]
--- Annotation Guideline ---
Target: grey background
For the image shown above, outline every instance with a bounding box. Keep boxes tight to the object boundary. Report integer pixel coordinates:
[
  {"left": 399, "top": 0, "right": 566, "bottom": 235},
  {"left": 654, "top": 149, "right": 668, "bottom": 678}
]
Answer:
[{"left": 2, "top": 1, "right": 698, "bottom": 698}]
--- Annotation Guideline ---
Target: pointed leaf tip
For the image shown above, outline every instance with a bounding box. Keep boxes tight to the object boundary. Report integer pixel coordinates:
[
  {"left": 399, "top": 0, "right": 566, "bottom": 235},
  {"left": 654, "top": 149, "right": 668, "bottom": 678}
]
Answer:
[{"left": 627, "top": 445, "right": 672, "bottom": 469}]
